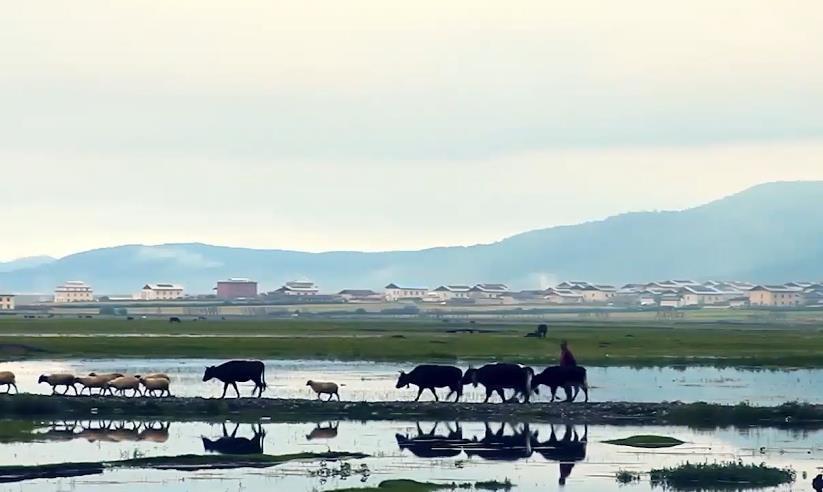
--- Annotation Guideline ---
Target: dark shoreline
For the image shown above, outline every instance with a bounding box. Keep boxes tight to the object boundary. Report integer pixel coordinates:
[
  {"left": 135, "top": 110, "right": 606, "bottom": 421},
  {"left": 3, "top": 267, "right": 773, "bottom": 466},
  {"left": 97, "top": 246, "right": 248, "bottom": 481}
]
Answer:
[{"left": 1, "top": 395, "right": 821, "bottom": 428}]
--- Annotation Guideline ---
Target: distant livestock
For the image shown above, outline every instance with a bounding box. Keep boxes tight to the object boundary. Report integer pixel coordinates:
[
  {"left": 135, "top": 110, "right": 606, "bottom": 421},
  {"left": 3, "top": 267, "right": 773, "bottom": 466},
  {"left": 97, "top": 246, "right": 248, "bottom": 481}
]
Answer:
[
  {"left": 532, "top": 366, "right": 589, "bottom": 402},
  {"left": 0, "top": 371, "right": 17, "bottom": 394},
  {"left": 168, "top": 317, "right": 182, "bottom": 323},
  {"left": 203, "top": 360, "right": 267, "bottom": 398},
  {"left": 463, "top": 363, "right": 534, "bottom": 403},
  {"left": 88, "top": 372, "right": 124, "bottom": 383},
  {"left": 396, "top": 364, "right": 463, "bottom": 402},
  {"left": 38, "top": 373, "right": 78, "bottom": 395},
  {"left": 306, "top": 380, "right": 340, "bottom": 401}
]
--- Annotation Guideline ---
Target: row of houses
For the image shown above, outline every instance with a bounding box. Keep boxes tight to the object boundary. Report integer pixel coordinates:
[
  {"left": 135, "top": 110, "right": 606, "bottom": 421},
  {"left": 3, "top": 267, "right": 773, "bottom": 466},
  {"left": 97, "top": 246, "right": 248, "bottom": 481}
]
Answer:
[{"left": 541, "top": 280, "right": 823, "bottom": 308}]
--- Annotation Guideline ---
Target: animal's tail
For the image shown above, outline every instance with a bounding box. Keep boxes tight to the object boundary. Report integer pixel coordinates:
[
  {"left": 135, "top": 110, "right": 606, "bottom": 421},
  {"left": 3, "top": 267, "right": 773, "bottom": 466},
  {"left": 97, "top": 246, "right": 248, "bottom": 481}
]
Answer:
[
  {"left": 524, "top": 366, "right": 534, "bottom": 396},
  {"left": 261, "top": 364, "right": 268, "bottom": 391}
]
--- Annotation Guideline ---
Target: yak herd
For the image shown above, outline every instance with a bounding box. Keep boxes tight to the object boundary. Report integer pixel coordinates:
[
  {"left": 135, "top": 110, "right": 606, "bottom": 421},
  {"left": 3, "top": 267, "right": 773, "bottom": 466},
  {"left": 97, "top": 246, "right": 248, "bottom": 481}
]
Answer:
[
  {"left": 397, "top": 363, "right": 588, "bottom": 403},
  {"left": 1, "top": 359, "right": 588, "bottom": 403}
]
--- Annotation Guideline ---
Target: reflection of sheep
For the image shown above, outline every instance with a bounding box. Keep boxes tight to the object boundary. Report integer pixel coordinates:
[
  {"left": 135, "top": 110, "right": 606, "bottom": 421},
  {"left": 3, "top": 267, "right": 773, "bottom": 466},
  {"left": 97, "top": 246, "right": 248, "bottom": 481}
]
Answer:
[
  {"left": 139, "top": 376, "right": 170, "bottom": 397},
  {"left": 306, "top": 380, "right": 340, "bottom": 401},
  {"left": 0, "top": 371, "right": 17, "bottom": 394},
  {"left": 38, "top": 373, "right": 78, "bottom": 395},
  {"left": 104, "top": 376, "right": 143, "bottom": 397},
  {"left": 74, "top": 375, "right": 110, "bottom": 395}
]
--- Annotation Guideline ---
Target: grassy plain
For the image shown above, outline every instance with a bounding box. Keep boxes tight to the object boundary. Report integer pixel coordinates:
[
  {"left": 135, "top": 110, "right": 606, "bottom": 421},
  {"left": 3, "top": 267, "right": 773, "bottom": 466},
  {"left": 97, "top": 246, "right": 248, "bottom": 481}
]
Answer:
[{"left": 0, "top": 318, "right": 821, "bottom": 367}]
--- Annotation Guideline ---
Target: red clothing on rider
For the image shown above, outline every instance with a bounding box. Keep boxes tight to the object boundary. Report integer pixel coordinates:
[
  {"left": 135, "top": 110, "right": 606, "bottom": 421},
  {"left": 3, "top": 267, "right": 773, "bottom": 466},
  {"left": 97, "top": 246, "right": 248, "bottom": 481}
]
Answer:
[{"left": 560, "top": 342, "right": 577, "bottom": 367}]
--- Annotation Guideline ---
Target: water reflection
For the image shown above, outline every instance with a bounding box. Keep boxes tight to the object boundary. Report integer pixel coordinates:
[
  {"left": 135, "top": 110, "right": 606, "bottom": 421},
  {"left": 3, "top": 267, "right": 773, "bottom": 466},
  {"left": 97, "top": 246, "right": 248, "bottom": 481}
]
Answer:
[
  {"left": 2, "top": 418, "right": 822, "bottom": 492},
  {"left": 306, "top": 422, "right": 340, "bottom": 441},
  {"left": 201, "top": 422, "right": 265, "bottom": 455},
  {"left": 38, "top": 420, "right": 172, "bottom": 443}
]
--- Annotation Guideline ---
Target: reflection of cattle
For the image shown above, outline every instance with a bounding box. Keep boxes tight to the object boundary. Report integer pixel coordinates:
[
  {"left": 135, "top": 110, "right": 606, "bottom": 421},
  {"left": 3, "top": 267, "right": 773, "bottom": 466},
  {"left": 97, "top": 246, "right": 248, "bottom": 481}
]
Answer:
[
  {"left": 531, "top": 425, "right": 588, "bottom": 485},
  {"left": 396, "top": 365, "right": 463, "bottom": 402},
  {"left": 306, "top": 422, "right": 339, "bottom": 441},
  {"left": 462, "top": 363, "right": 534, "bottom": 403},
  {"left": 202, "top": 423, "right": 265, "bottom": 455},
  {"left": 463, "top": 423, "right": 535, "bottom": 461},
  {"left": 532, "top": 366, "right": 589, "bottom": 402},
  {"left": 395, "top": 422, "right": 469, "bottom": 458}
]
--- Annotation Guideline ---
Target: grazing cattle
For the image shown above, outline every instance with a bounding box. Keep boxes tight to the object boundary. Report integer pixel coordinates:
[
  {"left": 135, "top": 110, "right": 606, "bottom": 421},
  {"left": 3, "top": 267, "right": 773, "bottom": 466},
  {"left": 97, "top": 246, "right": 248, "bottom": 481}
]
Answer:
[
  {"left": 168, "top": 317, "right": 182, "bottom": 323},
  {"left": 203, "top": 360, "right": 267, "bottom": 398},
  {"left": 532, "top": 366, "right": 589, "bottom": 402},
  {"left": 395, "top": 365, "right": 463, "bottom": 402},
  {"left": 202, "top": 423, "right": 265, "bottom": 455},
  {"left": 463, "top": 422, "right": 535, "bottom": 461},
  {"left": 536, "top": 324, "right": 548, "bottom": 338},
  {"left": 306, "top": 422, "right": 339, "bottom": 441},
  {"left": 396, "top": 422, "right": 468, "bottom": 458},
  {"left": 462, "top": 363, "right": 534, "bottom": 403}
]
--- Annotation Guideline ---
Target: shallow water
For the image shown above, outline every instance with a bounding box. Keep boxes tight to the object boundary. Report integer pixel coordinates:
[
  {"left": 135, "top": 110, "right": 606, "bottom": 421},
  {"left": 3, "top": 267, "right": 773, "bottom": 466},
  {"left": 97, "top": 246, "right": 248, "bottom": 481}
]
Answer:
[
  {"left": 1, "top": 418, "right": 820, "bottom": 491},
  {"left": 2, "top": 359, "right": 821, "bottom": 405}
]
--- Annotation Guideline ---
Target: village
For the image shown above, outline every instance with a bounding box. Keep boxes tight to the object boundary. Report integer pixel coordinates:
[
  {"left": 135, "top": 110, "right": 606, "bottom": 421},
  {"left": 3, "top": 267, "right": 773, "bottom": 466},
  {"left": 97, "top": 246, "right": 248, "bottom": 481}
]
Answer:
[{"left": 2, "top": 278, "right": 822, "bottom": 311}]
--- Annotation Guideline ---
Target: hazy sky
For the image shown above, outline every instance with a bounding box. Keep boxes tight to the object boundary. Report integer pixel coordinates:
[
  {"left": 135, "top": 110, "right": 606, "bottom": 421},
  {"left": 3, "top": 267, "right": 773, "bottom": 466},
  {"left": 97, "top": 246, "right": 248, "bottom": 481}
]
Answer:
[{"left": 2, "top": 1, "right": 823, "bottom": 261}]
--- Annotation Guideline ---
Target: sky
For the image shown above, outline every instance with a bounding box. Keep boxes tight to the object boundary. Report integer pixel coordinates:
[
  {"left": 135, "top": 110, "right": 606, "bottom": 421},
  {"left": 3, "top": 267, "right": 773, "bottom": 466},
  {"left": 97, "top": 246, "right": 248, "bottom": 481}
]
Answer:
[{"left": 2, "top": 1, "right": 823, "bottom": 261}]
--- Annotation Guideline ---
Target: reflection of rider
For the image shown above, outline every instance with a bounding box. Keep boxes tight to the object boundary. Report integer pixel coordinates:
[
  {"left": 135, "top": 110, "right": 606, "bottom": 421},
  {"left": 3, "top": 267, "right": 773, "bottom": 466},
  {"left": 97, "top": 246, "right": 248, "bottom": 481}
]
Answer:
[
  {"left": 560, "top": 340, "right": 577, "bottom": 367},
  {"left": 558, "top": 462, "right": 574, "bottom": 486}
]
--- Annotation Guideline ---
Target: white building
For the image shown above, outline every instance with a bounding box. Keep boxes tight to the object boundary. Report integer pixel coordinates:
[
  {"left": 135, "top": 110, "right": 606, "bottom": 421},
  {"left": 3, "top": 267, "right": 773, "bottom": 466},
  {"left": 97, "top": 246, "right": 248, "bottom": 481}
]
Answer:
[
  {"left": 469, "top": 283, "right": 510, "bottom": 299},
  {"left": 274, "top": 281, "right": 319, "bottom": 296},
  {"left": 384, "top": 284, "right": 428, "bottom": 302},
  {"left": 54, "top": 281, "right": 94, "bottom": 303},
  {"left": 544, "top": 288, "right": 583, "bottom": 304},
  {"left": 429, "top": 285, "right": 472, "bottom": 302},
  {"left": 0, "top": 294, "right": 14, "bottom": 310},
  {"left": 139, "top": 283, "right": 184, "bottom": 301},
  {"left": 680, "top": 285, "right": 743, "bottom": 306}
]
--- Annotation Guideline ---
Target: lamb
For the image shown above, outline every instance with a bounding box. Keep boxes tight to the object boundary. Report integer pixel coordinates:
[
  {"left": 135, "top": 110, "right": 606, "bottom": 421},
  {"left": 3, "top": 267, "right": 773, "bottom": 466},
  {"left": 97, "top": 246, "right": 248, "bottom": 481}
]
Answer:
[
  {"left": 0, "top": 371, "right": 17, "bottom": 394},
  {"left": 74, "top": 375, "right": 111, "bottom": 395},
  {"left": 139, "top": 376, "right": 171, "bottom": 397},
  {"left": 39, "top": 373, "right": 78, "bottom": 395},
  {"left": 306, "top": 380, "right": 340, "bottom": 401},
  {"left": 104, "top": 376, "right": 143, "bottom": 397}
]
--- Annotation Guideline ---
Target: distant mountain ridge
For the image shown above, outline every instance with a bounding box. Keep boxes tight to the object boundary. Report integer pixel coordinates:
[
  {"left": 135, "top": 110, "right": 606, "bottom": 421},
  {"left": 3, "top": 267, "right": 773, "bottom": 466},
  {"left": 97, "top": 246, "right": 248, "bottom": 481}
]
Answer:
[
  {"left": 1, "top": 181, "right": 822, "bottom": 294},
  {"left": 0, "top": 255, "right": 56, "bottom": 273}
]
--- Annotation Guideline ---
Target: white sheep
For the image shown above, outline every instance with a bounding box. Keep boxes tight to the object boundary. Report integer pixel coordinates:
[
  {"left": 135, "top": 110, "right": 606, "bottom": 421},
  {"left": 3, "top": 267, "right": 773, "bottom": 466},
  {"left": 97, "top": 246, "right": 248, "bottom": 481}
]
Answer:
[
  {"left": 306, "top": 380, "right": 340, "bottom": 401},
  {"left": 38, "top": 373, "right": 78, "bottom": 395},
  {"left": 74, "top": 375, "right": 111, "bottom": 396},
  {"left": 0, "top": 371, "right": 17, "bottom": 394},
  {"left": 88, "top": 372, "right": 124, "bottom": 383},
  {"left": 143, "top": 373, "right": 171, "bottom": 381},
  {"left": 104, "top": 376, "right": 143, "bottom": 397},
  {"left": 139, "top": 376, "right": 171, "bottom": 397}
]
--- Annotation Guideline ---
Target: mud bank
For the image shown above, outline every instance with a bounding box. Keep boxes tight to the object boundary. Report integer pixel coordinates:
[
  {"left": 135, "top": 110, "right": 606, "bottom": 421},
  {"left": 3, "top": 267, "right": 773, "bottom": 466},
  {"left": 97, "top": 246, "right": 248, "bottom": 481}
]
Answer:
[{"left": 1, "top": 394, "right": 821, "bottom": 428}]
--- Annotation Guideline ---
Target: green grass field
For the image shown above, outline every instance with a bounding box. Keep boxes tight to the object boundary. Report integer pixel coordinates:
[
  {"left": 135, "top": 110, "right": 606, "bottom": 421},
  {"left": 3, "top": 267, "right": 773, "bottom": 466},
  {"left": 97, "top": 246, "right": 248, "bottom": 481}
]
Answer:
[{"left": 0, "top": 318, "right": 821, "bottom": 366}]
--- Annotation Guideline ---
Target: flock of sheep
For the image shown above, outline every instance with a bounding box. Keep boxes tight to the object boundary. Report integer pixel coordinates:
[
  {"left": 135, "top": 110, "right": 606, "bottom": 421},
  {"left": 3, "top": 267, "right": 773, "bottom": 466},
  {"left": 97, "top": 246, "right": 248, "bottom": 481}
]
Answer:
[{"left": 0, "top": 370, "right": 171, "bottom": 397}]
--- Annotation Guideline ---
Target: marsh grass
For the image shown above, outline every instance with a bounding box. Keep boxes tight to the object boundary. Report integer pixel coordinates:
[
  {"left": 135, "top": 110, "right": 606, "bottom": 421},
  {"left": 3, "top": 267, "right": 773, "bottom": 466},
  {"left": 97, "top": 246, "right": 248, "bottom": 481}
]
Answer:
[
  {"left": 649, "top": 462, "right": 795, "bottom": 490},
  {"left": 2, "top": 318, "right": 823, "bottom": 367},
  {"left": 604, "top": 435, "right": 684, "bottom": 448}
]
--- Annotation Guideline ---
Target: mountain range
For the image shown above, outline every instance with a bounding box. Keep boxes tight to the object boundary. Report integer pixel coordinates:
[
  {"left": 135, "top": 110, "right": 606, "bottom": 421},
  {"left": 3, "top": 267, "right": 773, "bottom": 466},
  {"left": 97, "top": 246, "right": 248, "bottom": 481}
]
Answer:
[{"left": 1, "top": 181, "right": 822, "bottom": 294}]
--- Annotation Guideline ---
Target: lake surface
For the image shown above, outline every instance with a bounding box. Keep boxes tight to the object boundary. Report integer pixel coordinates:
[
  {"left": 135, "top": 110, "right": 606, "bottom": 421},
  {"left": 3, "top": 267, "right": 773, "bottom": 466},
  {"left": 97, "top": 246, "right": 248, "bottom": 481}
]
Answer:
[
  {"left": 1, "top": 418, "right": 819, "bottom": 491},
  {"left": 2, "top": 359, "right": 821, "bottom": 405}
]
